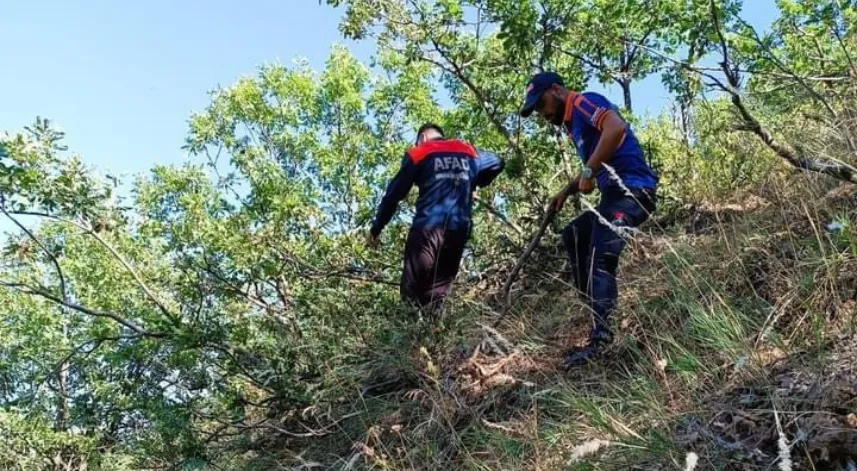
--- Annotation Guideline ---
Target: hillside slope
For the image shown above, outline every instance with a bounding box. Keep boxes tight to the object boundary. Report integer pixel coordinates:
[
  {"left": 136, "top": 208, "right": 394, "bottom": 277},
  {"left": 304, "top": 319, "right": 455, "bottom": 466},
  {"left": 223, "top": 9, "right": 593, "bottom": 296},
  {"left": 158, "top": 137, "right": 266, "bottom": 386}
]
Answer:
[{"left": 277, "top": 178, "right": 857, "bottom": 471}]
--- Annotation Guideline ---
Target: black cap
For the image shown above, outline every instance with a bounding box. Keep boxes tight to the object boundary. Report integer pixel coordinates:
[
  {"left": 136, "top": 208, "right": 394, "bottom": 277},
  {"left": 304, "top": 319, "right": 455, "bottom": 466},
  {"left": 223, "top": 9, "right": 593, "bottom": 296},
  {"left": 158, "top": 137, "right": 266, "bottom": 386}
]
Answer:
[{"left": 520, "top": 72, "right": 564, "bottom": 117}]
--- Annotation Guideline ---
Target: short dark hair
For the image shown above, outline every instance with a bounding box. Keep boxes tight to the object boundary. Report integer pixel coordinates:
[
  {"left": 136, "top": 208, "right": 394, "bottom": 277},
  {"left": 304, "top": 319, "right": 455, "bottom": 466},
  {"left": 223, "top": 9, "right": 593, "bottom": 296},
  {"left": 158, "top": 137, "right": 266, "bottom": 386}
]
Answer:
[{"left": 416, "top": 123, "right": 445, "bottom": 144}]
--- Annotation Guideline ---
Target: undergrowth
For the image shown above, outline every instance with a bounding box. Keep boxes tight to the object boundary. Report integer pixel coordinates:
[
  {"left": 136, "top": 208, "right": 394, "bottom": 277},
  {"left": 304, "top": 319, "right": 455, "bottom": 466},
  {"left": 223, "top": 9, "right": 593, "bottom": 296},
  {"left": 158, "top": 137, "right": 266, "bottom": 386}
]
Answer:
[{"left": 255, "top": 175, "right": 857, "bottom": 471}]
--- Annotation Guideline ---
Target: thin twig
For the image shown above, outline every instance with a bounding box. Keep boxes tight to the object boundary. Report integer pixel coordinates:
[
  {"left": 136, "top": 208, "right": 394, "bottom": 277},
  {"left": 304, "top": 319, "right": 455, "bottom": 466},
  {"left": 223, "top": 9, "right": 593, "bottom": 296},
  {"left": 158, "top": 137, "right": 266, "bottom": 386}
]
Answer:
[
  {"left": 0, "top": 206, "right": 68, "bottom": 298},
  {"left": 0, "top": 281, "right": 166, "bottom": 338},
  {"left": 7, "top": 209, "right": 179, "bottom": 323},
  {"left": 474, "top": 194, "right": 523, "bottom": 236},
  {"left": 86, "top": 229, "right": 178, "bottom": 324}
]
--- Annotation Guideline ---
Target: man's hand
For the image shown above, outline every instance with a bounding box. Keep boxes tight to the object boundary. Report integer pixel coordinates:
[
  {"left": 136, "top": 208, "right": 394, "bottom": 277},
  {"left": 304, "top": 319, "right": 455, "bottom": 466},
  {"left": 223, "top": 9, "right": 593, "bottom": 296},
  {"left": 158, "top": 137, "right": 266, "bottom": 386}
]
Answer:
[
  {"left": 365, "top": 230, "right": 380, "bottom": 249},
  {"left": 548, "top": 187, "right": 571, "bottom": 213},
  {"left": 547, "top": 179, "right": 584, "bottom": 213},
  {"left": 578, "top": 176, "right": 595, "bottom": 194}
]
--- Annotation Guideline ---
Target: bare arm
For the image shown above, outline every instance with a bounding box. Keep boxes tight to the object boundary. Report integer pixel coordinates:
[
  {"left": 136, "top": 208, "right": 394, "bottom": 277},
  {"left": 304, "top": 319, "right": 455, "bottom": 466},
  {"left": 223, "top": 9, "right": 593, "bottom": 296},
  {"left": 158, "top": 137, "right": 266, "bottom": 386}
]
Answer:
[{"left": 584, "top": 111, "right": 626, "bottom": 172}]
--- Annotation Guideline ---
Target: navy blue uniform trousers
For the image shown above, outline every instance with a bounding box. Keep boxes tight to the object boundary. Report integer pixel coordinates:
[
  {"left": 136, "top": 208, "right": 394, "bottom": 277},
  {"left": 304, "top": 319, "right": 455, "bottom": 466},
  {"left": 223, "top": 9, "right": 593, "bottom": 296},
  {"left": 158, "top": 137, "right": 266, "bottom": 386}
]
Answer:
[{"left": 561, "top": 187, "right": 656, "bottom": 339}]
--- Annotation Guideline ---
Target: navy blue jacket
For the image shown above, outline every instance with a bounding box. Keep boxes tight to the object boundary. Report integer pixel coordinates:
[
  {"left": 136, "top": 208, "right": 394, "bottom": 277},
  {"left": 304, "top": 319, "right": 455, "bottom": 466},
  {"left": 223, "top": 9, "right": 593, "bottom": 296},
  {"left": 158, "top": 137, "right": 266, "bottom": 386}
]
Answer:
[{"left": 370, "top": 138, "right": 505, "bottom": 236}]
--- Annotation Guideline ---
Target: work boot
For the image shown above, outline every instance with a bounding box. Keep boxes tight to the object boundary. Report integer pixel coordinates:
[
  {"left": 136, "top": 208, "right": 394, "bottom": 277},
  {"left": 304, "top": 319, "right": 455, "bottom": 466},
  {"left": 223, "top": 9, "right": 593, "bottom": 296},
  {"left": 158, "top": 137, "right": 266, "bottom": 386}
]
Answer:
[{"left": 562, "top": 330, "right": 612, "bottom": 369}]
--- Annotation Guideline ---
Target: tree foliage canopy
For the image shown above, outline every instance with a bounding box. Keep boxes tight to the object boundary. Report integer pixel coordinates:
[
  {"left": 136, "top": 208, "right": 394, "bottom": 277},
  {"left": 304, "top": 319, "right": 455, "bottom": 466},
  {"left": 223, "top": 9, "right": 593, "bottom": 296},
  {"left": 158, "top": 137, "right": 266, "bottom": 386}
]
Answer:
[{"left": 2, "top": 1, "right": 856, "bottom": 469}]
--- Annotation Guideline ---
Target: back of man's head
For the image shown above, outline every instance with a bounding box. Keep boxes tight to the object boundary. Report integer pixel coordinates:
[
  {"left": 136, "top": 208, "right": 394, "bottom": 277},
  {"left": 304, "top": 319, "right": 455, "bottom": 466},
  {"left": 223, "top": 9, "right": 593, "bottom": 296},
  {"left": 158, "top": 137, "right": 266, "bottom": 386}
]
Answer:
[{"left": 415, "top": 123, "right": 445, "bottom": 145}]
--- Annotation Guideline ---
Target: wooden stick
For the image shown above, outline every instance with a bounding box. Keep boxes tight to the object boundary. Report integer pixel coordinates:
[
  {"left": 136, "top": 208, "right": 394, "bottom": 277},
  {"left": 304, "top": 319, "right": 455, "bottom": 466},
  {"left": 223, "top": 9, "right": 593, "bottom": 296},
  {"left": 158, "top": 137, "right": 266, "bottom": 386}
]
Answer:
[{"left": 495, "top": 182, "right": 580, "bottom": 327}]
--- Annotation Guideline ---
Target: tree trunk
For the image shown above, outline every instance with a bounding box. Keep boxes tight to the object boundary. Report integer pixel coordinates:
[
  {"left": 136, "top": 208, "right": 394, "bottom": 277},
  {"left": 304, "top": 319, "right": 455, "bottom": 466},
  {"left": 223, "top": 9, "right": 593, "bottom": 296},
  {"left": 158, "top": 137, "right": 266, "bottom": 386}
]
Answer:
[
  {"left": 56, "top": 323, "right": 69, "bottom": 431},
  {"left": 619, "top": 44, "right": 633, "bottom": 113},
  {"left": 621, "top": 78, "right": 633, "bottom": 113},
  {"left": 679, "top": 98, "right": 692, "bottom": 147},
  {"left": 57, "top": 360, "right": 69, "bottom": 429}
]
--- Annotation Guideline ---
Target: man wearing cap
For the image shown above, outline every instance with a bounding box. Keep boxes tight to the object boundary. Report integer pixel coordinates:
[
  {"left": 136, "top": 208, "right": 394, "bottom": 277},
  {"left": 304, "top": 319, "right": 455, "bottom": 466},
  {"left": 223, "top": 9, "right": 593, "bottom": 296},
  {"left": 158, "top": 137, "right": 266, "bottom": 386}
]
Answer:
[
  {"left": 520, "top": 72, "right": 658, "bottom": 368},
  {"left": 367, "top": 123, "right": 505, "bottom": 317}
]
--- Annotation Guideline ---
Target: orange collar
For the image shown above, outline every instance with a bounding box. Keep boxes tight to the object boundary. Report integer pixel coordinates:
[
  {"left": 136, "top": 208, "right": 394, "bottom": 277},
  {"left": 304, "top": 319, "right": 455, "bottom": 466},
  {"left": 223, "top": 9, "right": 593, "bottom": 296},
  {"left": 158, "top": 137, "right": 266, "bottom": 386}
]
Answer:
[{"left": 562, "top": 92, "right": 577, "bottom": 124}]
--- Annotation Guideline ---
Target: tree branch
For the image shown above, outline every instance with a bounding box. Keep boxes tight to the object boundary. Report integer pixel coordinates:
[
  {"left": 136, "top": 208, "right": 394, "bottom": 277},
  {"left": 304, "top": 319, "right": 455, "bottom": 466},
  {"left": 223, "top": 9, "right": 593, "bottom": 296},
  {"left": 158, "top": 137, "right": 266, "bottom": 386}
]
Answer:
[
  {"left": 36, "top": 335, "right": 138, "bottom": 393},
  {"left": 559, "top": 48, "right": 622, "bottom": 84},
  {"left": 0, "top": 206, "right": 68, "bottom": 300},
  {"left": 626, "top": 39, "right": 850, "bottom": 82},
  {"left": 709, "top": 0, "right": 857, "bottom": 184},
  {"left": 496, "top": 210, "right": 556, "bottom": 326},
  {"left": 0, "top": 205, "right": 76, "bottom": 430},
  {"left": 0, "top": 281, "right": 167, "bottom": 338},
  {"left": 425, "top": 39, "right": 521, "bottom": 156},
  {"left": 7, "top": 209, "right": 179, "bottom": 325},
  {"left": 495, "top": 181, "right": 580, "bottom": 326},
  {"left": 830, "top": 17, "right": 857, "bottom": 79},
  {"left": 474, "top": 194, "right": 523, "bottom": 236},
  {"left": 734, "top": 16, "right": 839, "bottom": 119},
  {"left": 87, "top": 228, "right": 178, "bottom": 324},
  {"left": 627, "top": 25, "right": 658, "bottom": 65}
]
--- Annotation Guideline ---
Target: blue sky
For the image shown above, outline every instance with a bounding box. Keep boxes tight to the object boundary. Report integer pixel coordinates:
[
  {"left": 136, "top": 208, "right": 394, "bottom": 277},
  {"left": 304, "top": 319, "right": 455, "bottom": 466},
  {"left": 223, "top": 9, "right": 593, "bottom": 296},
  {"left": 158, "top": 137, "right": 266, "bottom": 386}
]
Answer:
[{"left": 1, "top": 0, "right": 778, "bottom": 181}]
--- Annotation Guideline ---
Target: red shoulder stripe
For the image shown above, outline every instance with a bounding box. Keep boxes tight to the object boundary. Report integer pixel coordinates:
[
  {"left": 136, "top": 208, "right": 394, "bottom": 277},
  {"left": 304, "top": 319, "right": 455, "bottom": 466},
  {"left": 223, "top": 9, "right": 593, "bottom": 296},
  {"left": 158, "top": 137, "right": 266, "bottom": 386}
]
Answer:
[
  {"left": 406, "top": 139, "right": 477, "bottom": 164},
  {"left": 574, "top": 96, "right": 599, "bottom": 119}
]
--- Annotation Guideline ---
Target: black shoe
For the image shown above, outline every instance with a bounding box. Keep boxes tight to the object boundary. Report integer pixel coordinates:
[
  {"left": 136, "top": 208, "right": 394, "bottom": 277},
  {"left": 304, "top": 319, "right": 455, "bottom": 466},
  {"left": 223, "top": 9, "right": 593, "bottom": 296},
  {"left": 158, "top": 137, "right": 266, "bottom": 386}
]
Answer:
[
  {"left": 562, "top": 343, "right": 602, "bottom": 369},
  {"left": 562, "top": 333, "right": 612, "bottom": 369}
]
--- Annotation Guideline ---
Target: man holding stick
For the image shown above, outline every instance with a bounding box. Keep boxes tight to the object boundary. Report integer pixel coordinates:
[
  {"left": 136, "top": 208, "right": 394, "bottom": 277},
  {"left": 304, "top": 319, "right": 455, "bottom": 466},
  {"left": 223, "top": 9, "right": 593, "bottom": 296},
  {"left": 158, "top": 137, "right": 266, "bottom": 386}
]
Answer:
[{"left": 519, "top": 72, "right": 658, "bottom": 368}]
